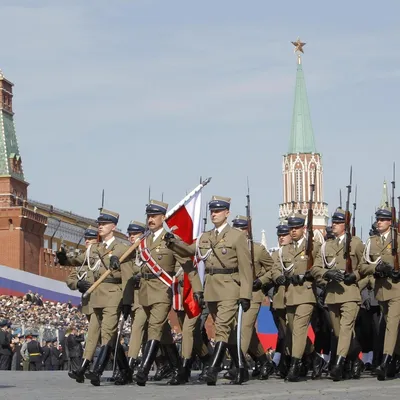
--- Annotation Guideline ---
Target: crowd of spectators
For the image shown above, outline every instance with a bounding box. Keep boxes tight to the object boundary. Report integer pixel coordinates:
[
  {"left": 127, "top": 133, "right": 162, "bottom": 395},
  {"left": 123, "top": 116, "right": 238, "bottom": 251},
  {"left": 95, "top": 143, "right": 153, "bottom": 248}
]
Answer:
[{"left": 0, "top": 292, "right": 89, "bottom": 333}]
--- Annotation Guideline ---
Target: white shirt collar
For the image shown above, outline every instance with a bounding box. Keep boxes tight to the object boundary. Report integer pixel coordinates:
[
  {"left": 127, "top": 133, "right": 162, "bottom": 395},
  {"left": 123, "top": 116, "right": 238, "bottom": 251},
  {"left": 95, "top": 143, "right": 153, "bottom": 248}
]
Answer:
[
  {"left": 152, "top": 227, "right": 164, "bottom": 241},
  {"left": 215, "top": 223, "right": 228, "bottom": 235},
  {"left": 337, "top": 234, "right": 345, "bottom": 244},
  {"left": 103, "top": 236, "right": 115, "bottom": 249},
  {"left": 382, "top": 231, "right": 390, "bottom": 240}
]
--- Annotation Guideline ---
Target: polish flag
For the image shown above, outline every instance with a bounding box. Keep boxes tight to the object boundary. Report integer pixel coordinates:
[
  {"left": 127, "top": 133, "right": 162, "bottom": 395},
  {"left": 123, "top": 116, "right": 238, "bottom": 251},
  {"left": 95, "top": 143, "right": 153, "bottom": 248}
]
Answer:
[{"left": 165, "top": 179, "right": 210, "bottom": 318}]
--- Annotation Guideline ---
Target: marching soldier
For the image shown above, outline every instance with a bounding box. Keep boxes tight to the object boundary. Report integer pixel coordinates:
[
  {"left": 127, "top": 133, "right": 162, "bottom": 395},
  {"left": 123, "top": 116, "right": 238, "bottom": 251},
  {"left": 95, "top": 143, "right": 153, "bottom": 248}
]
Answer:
[
  {"left": 172, "top": 274, "right": 211, "bottom": 384},
  {"left": 132, "top": 200, "right": 203, "bottom": 387},
  {"left": 114, "top": 221, "right": 148, "bottom": 384},
  {"left": 64, "top": 209, "right": 133, "bottom": 386},
  {"left": 166, "top": 196, "right": 253, "bottom": 385},
  {"left": 231, "top": 215, "right": 274, "bottom": 380},
  {"left": 268, "top": 224, "right": 291, "bottom": 377},
  {"left": 62, "top": 226, "right": 101, "bottom": 383},
  {"left": 271, "top": 213, "right": 324, "bottom": 382},
  {"left": 312, "top": 208, "right": 364, "bottom": 381},
  {"left": 359, "top": 206, "right": 400, "bottom": 380}
]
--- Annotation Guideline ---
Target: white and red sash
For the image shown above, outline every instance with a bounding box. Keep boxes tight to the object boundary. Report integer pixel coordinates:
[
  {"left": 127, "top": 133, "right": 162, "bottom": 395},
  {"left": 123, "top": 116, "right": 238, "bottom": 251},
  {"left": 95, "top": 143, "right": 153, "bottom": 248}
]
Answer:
[{"left": 139, "top": 238, "right": 183, "bottom": 310}]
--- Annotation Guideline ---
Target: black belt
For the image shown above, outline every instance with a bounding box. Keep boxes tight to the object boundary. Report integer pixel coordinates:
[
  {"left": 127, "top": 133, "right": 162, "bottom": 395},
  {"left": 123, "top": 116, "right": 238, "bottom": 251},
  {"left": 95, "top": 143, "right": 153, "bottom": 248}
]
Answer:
[
  {"left": 142, "top": 272, "right": 176, "bottom": 280},
  {"left": 102, "top": 278, "right": 122, "bottom": 284},
  {"left": 206, "top": 268, "right": 238, "bottom": 275}
]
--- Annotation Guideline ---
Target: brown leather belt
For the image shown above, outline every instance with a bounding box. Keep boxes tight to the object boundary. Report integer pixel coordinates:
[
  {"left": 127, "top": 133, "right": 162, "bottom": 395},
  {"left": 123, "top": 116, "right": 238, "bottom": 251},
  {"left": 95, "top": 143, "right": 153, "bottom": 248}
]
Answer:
[
  {"left": 102, "top": 278, "right": 122, "bottom": 284},
  {"left": 206, "top": 268, "right": 239, "bottom": 275},
  {"left": 142, "top": 272, "right": 176, "bottom": 280}
]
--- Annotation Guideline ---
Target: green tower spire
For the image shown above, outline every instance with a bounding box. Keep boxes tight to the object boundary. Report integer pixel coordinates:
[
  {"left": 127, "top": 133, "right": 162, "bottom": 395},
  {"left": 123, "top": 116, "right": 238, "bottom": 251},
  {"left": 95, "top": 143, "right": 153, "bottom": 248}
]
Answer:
[
  {"left": 288, "top": 55, "right": 317, "bottom": 154},
  {"left": 0, "top": 70, "right": 25, "bottom": 182},
  {"left": 380, "top": 180, "right": 389, "bottom": 208}
]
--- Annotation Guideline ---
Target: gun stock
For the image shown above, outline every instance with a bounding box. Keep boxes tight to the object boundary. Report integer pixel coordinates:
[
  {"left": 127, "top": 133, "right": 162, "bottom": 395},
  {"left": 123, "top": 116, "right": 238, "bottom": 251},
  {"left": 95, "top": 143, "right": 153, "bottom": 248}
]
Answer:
[
  {"left": 344, "top": 167, "right": 353, "bottom": 274},
  {"left": 391, "top": 164, "right": 399, "bottom": 271},
  {"left": 306, "top": 176, "right": 316, "bottom": 271}
]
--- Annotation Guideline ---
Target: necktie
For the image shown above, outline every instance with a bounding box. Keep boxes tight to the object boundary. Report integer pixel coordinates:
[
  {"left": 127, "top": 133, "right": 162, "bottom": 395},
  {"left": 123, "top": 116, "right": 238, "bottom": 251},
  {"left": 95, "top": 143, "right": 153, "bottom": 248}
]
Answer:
[
  {"left": 149, "top": 233, "right": 154, "bottom": 246},
  {"left": 294, "top": 242, "right": 298, "bottom": 250},
  {"left": 381, "top": 235, "right": 385, "bottom": 245},
  {"left": 215, "top": 230, "right": 219, "bottom": 239},
  {"left": 336, "top": 238, "right": 341, "bottom": 246}
]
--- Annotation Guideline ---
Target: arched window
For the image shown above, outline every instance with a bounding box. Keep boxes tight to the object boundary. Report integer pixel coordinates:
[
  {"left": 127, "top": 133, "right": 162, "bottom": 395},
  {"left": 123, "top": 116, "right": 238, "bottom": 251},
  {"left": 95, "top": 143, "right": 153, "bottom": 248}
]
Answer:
[{"left": 295, "top": 169, "right": 303, "bottom": 202}]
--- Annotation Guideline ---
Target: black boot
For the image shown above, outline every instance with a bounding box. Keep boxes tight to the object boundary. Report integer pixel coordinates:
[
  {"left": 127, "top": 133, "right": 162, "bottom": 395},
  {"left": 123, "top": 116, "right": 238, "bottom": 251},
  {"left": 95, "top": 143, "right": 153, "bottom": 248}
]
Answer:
[
  {"left": 227, "top": 344, "right": 249, "bottom": 385},
  {"left": 168, "top": 358, "right": 192, "bottom": 385},
  {"left": 114, "top": 345, "right": 132, "bottom": 385},
  {"left": 197, "top": 353, "right": 211, "bottom": 381},
  {"left": 330, "top": 355, "right": 345, "bottom": 382},
  {"left": 133, "top": 340, "right": 160, "bottom": 386},
  {"left": 286, "top": 357, "right": 302, "bottom": 382},
  {"left": 204, "top": 342, "right": 227, "bottom": 386},
  {"left": 68, "top": 359, "right": 90, "bottom": 383},
  {"left": 164, "top": 344, "right": 183, "bottom": 385},
  {"left": 153, "top": 347, "right": 173, "bottom": 381},
  {"left": 351, "top": 357, "right": 364, "bottom": 379},
  {"left": 376, "top": 354, "right": 392, "bottom": 381},
  {"left": 85, "top": 345, "right": 112, "bottom": 386},
  {"left": 311, "top": 351, "right": 326, "bottom": 380},
  {"left": 258, "top": 354, "right": 274, "bottom": 380},
  {"left": 278, "top": 355, "right": 291, "bottom": 379},
  {"left": 386, "top": 354, "right": 398, "bottom": 378}
]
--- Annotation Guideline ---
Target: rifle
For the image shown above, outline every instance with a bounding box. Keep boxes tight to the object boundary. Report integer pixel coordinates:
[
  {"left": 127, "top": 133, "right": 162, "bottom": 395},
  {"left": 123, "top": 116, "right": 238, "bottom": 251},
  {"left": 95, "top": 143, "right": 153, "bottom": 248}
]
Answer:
[
  {"left": 344, "top": 167, "right": 353, "bottom": 274},
  {"left": 351, "top": 185, "right": 357, "bottom": 237},
  {"left": 246, "top": 178, "right": 255, "bottom": 273},
  {"left": 97, "top": 189, "right": 105, "bottom": 243},
  {"left": 203, "top": 202, "right": 208, "bottom": 233},
  {"left": 397, "top": 196, "right": 400, "bottom": 231},
  {"left": 306, "top": 174, "right": 316, "bottom": 270},
  {"left": 391, "top": 163, "right": 399, "bottom": 271},
  {"left": 339, "top": 189, "right": 342, "bottom": 208}
]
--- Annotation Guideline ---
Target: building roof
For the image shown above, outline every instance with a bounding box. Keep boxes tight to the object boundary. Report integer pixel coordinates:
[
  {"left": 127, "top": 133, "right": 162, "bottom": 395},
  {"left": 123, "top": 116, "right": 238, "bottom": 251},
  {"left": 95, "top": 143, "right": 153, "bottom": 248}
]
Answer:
[
  {"left": 288, "top": 57, "right": 317, "bottom": 154},
  {"left": 0, "top": 73, "right": 25, "bottom": 181}
]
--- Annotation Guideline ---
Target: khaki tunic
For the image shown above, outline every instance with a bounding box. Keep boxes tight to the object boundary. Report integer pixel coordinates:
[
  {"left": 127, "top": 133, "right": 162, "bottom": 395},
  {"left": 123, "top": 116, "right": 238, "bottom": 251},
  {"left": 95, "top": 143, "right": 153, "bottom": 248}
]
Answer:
[
  {"left": 359, "top": 233, "right": 400, "bottom": 302},
  {"left": 65, "top": 249, "right": 95, "bottom": 316},
  {"left": 252, "top": 242, "right": 273, "bottom": 303},
  {"left": 138, "top": 230, "right": 202, "bottom": 307},
  {"left": 270, "top": 252, "right": 285, "bottom": 310},
  {"left": 312, "top": 236, "right": 363, "bottom": 304},
  {"left": 271, "top": 240, "right": 321, "bottom": 306},
  {"left": 199, "top": 225, "right": 253, "bottom": 301}
]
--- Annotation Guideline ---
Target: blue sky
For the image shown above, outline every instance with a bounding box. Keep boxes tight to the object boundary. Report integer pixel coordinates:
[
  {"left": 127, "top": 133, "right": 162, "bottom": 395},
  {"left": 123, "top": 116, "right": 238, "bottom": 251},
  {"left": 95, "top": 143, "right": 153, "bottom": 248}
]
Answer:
[{"left": 1, "top": 0, "right": 400, "bottom": 245}]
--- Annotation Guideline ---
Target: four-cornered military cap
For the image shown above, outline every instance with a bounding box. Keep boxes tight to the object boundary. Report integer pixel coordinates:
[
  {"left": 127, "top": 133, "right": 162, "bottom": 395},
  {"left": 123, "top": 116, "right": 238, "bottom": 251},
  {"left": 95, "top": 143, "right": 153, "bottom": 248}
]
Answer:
[
  {"left": 0, "top": 319, "right": 8, "bottom": 327},
  {"left": 97, "top": 208, "right": 119, "bottom": 224},
  {"left": 287, "top": 213, "right": 306, "bottom": 228},
  {"left": 146, "top": 200, "right": 168, "bottom": 215},
  {"left": 127, "top": 220, "right": 146, "bottom": 234},
  {"left": 84, "top": 225, "right": 98, "bottom": 239},
  {"left": 209, "top": 195, "right": 231, "bottom": 211},
  {"left": 276, "top": 224, "right": 290, "bottom": 236},
  {"left": 332, "top": 208, "right": 347, "bottom": 223},
  {"left": 375, "top": 206, "right": 392, "bottom": 220},
  {"left": 232, "top": 215, "right": 248, "bottom": 228}
]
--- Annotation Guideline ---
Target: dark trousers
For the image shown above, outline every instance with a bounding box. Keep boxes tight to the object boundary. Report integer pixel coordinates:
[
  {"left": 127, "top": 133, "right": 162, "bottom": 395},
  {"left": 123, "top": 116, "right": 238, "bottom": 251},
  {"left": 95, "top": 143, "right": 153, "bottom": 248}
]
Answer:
[
  {"left": 29, "top": 360, "right": 42, "bottom": 371},
  {"left": 70, "top": 356, "right": 82, "bottom": 371},
  {"left": 311, "top": 306, "right": 332, "bottom": 355},
  {"left": 0, "top": 354, "right": 11, "bottom": 370}
]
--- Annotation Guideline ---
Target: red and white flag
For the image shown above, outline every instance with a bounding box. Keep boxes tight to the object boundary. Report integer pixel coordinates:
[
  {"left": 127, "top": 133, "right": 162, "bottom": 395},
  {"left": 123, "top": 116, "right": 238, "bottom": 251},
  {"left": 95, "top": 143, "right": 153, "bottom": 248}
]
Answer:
[{"left": 165, "top": 179, "right": 210, "bottom": 318}]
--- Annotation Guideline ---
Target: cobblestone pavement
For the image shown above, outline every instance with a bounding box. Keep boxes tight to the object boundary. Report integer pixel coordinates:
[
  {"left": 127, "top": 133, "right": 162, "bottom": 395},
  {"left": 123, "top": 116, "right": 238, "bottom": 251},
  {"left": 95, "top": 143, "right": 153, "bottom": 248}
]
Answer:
[{"left": 2, "top": 371, "right": 400, "bottom": 400}]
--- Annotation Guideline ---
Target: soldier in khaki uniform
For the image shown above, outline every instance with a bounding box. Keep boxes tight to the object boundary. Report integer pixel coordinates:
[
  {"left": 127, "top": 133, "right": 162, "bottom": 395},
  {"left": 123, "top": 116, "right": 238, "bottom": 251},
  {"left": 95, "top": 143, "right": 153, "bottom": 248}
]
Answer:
[
  {"left": 269, "top": 224, "right": 291, "bottom": 376},
  {"left": 359, "top": 206, "right": 400, "bottom": 380},
  {"left": 68, "top": 209, "right": 133, "bottom": 386},
  {"left": 230, "top": 215, "right": 274, "bottom": 380},
  {"left": 62, "top": 226, "right": 101, "bottom": 383},
  {"left": 167, "top": 196, "right": 253, "bottom": 385},
  {"left": 171, "top": 269, "right": 211, "bottom": 385},
  {"left": 271, "top": 213, "right": 324, "bottom": 382},
  {"left": 132, "top": 200, "right": 203, "bottom": 386},
  {"left": 312, "top": 208, "right": 364, "bottom": 381},
  {"left": 114, "top": 221, "right": 148, "bottom": 384}
]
